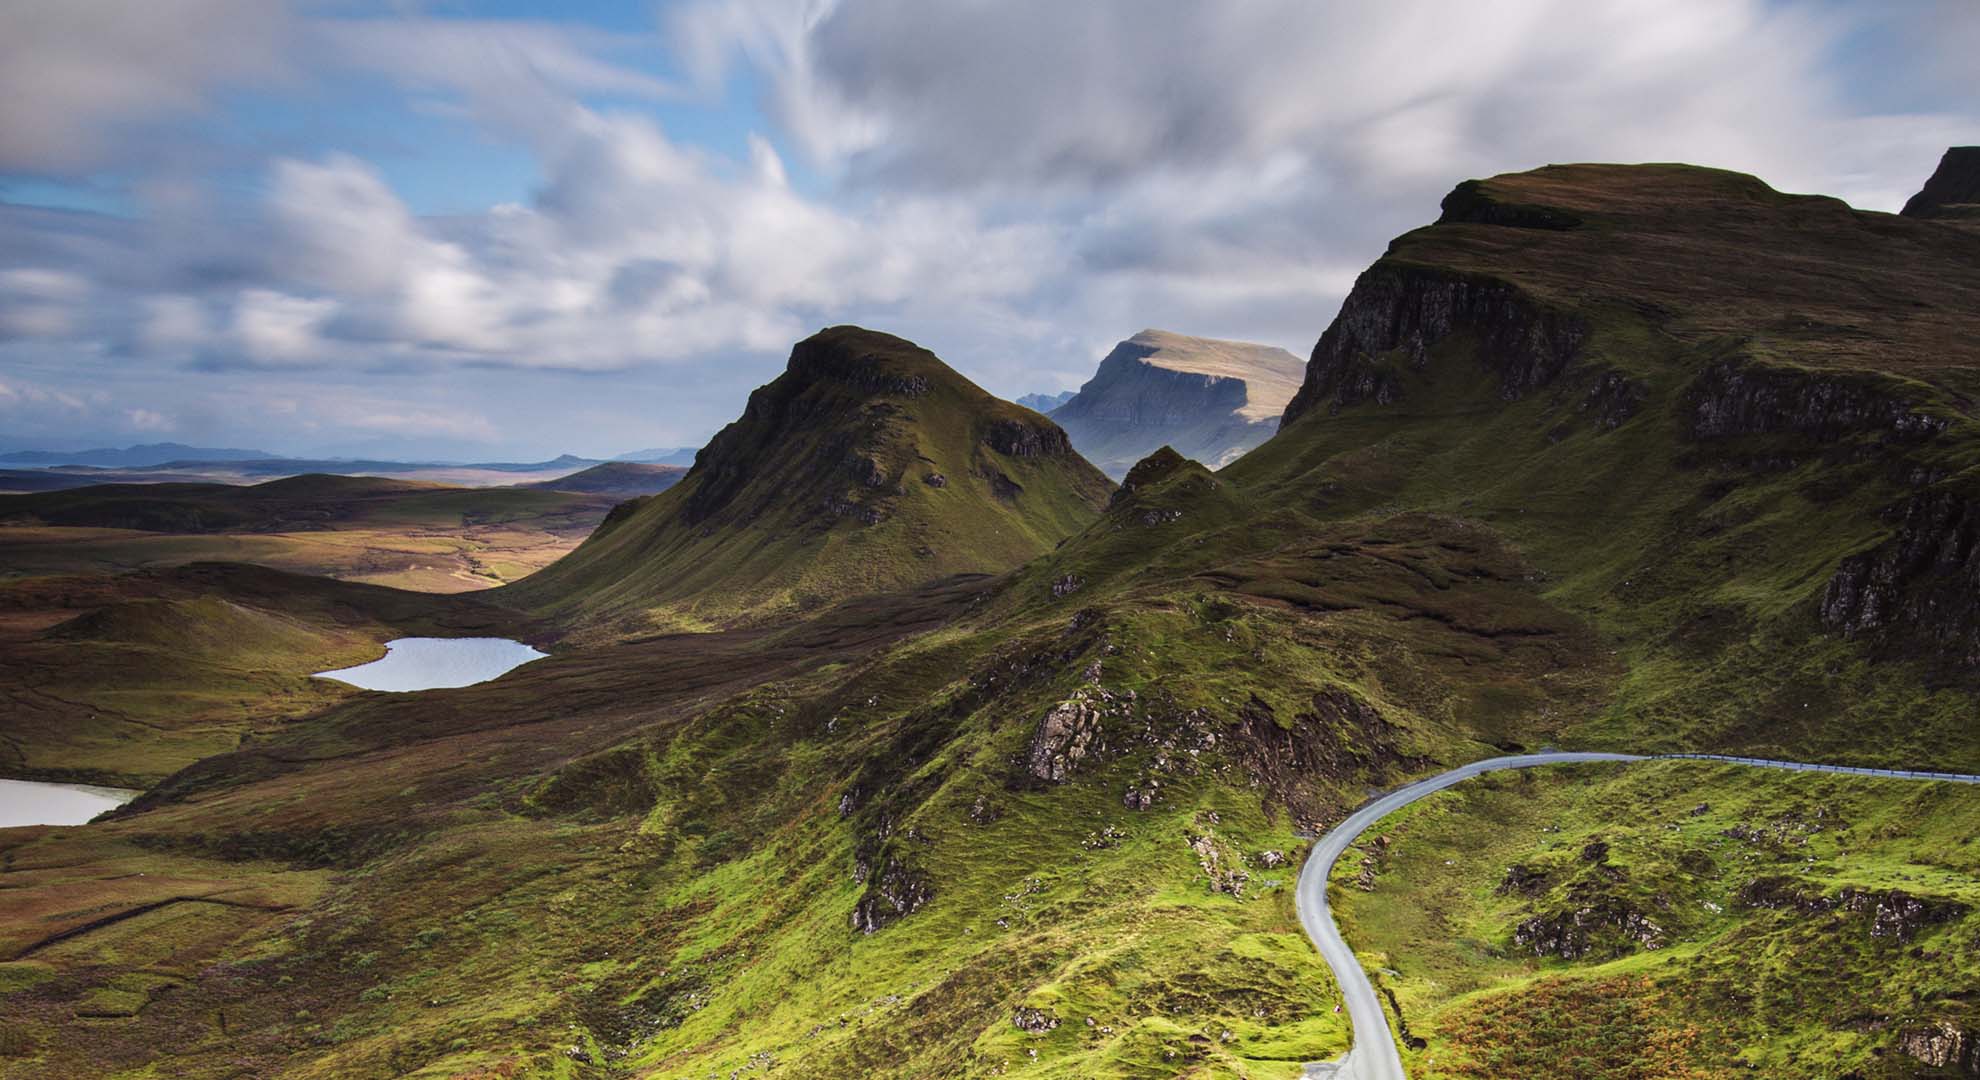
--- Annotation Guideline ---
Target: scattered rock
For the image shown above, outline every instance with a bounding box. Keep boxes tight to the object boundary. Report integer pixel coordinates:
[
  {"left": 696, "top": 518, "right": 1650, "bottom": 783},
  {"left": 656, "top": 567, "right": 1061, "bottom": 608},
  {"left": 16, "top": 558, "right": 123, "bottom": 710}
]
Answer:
[
  {"left": 1899, "top": 1020, "right": 1980, "bottom": 1074},
  {"left": 1012, "top": 1007, "right": 1060, "bottom": 1034}
]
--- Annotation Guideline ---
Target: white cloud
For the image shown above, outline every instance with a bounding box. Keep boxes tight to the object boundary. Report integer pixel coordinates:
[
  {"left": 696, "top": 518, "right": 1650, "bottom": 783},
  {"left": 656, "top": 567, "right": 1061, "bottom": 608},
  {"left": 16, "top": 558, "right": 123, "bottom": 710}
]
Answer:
[
  {"left": 229, "top": 289, "right": 339, "bottom": 365},
  {"left": 124, "top": 407, "right": 174, "bottom": 432},
  {"left": 0, "top": 0, "right": 293, "bottom": 172},
  {"left": 0, "top": 268, "right": 91, "bottom": 338}
]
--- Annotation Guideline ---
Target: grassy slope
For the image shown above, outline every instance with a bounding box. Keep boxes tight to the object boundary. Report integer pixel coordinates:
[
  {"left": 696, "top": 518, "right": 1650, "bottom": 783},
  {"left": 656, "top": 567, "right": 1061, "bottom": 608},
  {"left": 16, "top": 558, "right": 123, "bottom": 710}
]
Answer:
[
  {"left": 1331, "top": 760, "right": 1980, "bottom": 1079},
  {"left": 508, "top": 327, "right": 1114, "bottom": 636}
]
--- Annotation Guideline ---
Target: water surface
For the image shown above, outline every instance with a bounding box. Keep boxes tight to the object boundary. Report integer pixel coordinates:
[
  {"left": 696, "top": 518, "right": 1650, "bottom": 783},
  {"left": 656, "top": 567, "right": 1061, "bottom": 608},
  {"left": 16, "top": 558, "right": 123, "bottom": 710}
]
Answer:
[
  {"left": 314, "top": 637, "right": 547, "bottom": 692},
  {"left": 0, "top": 779, "right": 138, "bottom": 828}
]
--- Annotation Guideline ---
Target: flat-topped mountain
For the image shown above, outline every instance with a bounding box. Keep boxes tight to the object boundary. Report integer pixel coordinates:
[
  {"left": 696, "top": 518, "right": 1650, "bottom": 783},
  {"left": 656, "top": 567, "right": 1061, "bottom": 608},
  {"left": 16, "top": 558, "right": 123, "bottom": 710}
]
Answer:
[
  {"left": 508, "top": 326, "right": 1113, "bottom": 634},
  {"left": 1048, "top": 328, "right": 1305, "bottom": 477}
]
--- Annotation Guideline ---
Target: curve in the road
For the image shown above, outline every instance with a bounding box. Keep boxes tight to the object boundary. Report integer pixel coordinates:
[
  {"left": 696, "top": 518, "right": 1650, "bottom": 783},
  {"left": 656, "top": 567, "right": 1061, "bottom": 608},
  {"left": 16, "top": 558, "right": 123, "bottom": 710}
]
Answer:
[{"left": 1293, "top": 752, "right": 1980, "bottom": 1080}]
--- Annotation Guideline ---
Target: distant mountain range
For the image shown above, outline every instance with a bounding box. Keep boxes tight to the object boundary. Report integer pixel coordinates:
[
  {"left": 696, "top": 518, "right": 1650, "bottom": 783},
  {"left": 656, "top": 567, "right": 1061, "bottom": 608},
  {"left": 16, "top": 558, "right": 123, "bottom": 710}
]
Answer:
[
  {"left": 614, "top": 446, "right": 702, "bottom": 468},
  {"left": 0, "top": 442, "right": 279, "bottom": 468},
  {"left": 1015, "top": 390, "right": 1076, "bottom": 412}
]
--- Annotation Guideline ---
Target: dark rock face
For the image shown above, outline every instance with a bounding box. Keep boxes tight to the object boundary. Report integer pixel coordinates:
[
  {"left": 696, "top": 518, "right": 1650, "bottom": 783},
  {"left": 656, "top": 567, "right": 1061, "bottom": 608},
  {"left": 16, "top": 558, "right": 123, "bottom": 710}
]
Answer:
[
  {"left": 1898, "top": 1021, "right": 1980, "bottom": 1075},
  {"left": 983, "top": 418, "right": 1076, "bottom": 459},
  {"left": 1579, "top": 370, "right": 1647, "bottom": 431},
  {"left": 1902, "top": 146, "right": 1980, "bottom": 220},
  {"left": 1281, "top": 265, "right": 1587, "bottom": 423},
  {"left": 1513, "top": 895, "right": 1666, "bottom": 960},
  {"left": 1841, "top": 887, "right": 1968, "bottom": 941},
  {"left": 1738, "top": 878, "right": 1967, "bottom": 941},
  {"left": 849, "top": 854, "right": 933, "bottom": 934},
  {"left": 1685, "top": 358, "right": 1945, "bottom": 443},
  {"left": 1821, "top": 489, "right": 1980, "bottom": 667},
  {"left": 1230, "top": 689, "right": 1426, "bottom": 827}
]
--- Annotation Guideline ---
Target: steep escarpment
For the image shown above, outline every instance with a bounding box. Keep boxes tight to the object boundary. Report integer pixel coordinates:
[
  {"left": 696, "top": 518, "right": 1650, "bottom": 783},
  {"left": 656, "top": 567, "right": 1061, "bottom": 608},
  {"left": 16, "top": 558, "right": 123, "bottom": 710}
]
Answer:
[
  {"left": 508, "top": 326, "right": 1112, "bottom": 634},
  {"left": 1278, "top": 264, "right": 1586, "bottom": 422},
  {"left": 1902, "top": 145, "right": 1980, "bottom": 222},
  {"left": 1051, "top": 329, "right": 1305, "bottom": 477},
  {"left": 1237, "top": 152, "right": 1980, "bottom": 761}
]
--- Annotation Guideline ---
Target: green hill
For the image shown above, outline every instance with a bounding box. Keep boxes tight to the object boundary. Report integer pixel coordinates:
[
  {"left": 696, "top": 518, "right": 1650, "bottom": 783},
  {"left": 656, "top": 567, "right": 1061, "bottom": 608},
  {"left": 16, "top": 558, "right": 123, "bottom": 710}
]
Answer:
[
  {"left": 509, "top": 325, "right": 1114, "bottom": 634},
  {"left": 1232, "top": 159, "right": 1980, "bottom": 765}
]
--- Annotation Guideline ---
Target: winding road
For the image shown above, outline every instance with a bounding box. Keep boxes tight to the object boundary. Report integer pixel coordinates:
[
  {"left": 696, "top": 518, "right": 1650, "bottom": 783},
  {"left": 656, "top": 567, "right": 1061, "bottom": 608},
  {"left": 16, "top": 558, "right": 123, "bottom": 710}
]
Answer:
[{"left": 1293, "top": 752, "right": 1980, "bottom": 1080}]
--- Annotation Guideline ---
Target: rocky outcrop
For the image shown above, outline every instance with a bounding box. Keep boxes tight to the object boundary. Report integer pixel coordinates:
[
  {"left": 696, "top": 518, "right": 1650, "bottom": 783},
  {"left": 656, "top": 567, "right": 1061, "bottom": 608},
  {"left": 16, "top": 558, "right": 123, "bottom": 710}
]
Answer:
[
  {"left": 849, "top": 854, "right": 933, "bottom": 934},
  {"left": 1899, "top": 1021, "right": 1980, "bottom": 1075},
  {"left": 1023, "top": 688, "right": 1132, "bottom": 782},
  {"left": 983, "top": 418, "right": 1077, "bottom": 459},
  {"left": 1012, "top": 1007, "right": 1060, "bottom": 1034},
  {"left": 1513, "top": 895, "right": 1666, "bottom": 960},
  {"left": 1229, "top": 689, "right": 1426, "bottom": 827},
  {"left": 1738, "top": 877, "right": 1967, "bottom": 941},
  {"left": 1821, "top": 488, "right": 1980, "bottom": 667},
  {"left": 1281, "top": 265, "right": 1587, "bottom": 424},
  {"left": 1685, "top": 358, "right": 1945, "bottom": 443}
]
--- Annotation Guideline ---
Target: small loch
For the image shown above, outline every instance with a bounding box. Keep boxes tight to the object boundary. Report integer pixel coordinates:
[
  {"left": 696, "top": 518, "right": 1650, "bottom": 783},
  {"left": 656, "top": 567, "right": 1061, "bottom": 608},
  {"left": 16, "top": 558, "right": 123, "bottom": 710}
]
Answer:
[
  {"left": 0, "top": 779, "right": 138, "bottom": 828},
  {"left": 312, "top": 637, "right": 548, "bottom": 692}
]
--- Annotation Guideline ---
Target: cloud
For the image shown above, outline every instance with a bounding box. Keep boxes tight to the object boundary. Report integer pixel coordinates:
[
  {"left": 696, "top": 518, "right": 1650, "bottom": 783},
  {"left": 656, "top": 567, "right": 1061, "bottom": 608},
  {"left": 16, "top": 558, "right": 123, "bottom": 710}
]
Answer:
[
  {"left": 124, "top": 407, "right": 174, "bottom": 432},
  {"left": 0, "top": 0, "right": 294, "bottom": 173},
  {"left": 0, "top": 268, "right": 90, "bottom": 338},
  {"left": 225, "top": 289, "right": 339, "bottom": 366}
]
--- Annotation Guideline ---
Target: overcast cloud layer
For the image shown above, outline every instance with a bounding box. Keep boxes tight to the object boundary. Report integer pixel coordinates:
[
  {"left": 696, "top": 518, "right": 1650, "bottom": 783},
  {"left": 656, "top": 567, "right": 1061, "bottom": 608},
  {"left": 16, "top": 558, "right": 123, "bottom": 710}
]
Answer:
[{"left": 0, "top": 0, "right": 1975, "bottom": 459}]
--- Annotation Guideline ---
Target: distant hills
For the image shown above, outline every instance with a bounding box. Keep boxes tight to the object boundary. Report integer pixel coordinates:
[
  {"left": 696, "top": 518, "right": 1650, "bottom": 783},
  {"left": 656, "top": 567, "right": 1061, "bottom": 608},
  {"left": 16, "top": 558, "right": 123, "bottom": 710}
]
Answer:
[
  {"left": 525, "top": 461, "right": 686, "bottom": 498},
  {"left": 508, "top": 325, "right": 1112, "bottom": 634},
  {"left": 1046, "top": 329, "right": 1305, "bottom": 478},
  {"left": 614, "top": 446, "right": 702, "bottom": 468},
  {"left": 0, "top": 442, "right": 277, "bottom": 467}
]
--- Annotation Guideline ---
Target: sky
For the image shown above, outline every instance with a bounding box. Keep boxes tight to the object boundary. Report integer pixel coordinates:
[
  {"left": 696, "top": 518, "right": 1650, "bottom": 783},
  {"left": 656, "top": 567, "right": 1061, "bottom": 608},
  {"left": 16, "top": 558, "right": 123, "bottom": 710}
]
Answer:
[{"left": 0, "top": 1, "right": 1976, "bottom": 461}]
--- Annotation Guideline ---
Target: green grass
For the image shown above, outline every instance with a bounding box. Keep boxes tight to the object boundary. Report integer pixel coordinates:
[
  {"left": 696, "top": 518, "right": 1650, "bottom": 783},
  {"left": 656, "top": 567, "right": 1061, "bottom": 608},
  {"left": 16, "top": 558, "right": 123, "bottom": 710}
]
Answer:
[{"left": 1331, "top": 760, "right": 1980, "bottom": 1078}]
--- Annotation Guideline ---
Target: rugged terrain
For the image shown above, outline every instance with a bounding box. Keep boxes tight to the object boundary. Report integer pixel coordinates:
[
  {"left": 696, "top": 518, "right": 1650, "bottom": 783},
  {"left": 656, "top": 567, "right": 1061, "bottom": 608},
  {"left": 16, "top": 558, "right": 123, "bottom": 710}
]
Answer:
[
  {"left": 1, "top": 153, "right": 1979, "bottom": 1079},
  {"left": 1049, "top": 330, "right": 1307, "bottom": 477}
]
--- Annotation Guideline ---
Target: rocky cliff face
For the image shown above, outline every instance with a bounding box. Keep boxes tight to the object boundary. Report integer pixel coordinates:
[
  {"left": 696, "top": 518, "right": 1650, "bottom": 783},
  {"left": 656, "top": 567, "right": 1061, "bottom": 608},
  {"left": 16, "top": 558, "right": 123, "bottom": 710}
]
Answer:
[
  {"left": 1280, "top": 265, "right": 1586, "bottom": 424},
  {"left": 1902, "top": 146, "right": 1980, "bottom": 221},
  {"left": 1683, "top": 358, "right": 1947, "bottom": 443},
  {"left": 1821, "top": 488, "right": 1980, "bottom": 667},
  {"left": 1052, "top": 329, "right": 1305, "bottom": 478}
]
